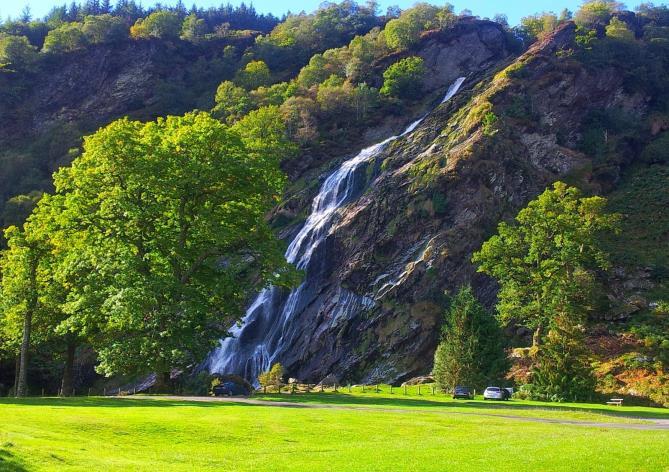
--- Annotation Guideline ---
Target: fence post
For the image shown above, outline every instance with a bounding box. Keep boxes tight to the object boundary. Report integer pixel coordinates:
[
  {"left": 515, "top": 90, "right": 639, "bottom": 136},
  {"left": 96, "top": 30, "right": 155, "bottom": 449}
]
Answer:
[
  {"left": 362, "top": 384, "right": 365, "bottom": 393},
  {"left": 320, "top": 383, "right": 324, "bottom": 393},
  {"left": 103, "top": 388, "right": 106, "bottom": 397},
  {"left": 390, "top": 385, "right": 393, "bottom": 394},
  {"left": 403, "top": 385, "right": 407, "bottom": 395},
  {"left": 375, "top": 384, "right": 379, "bottom": 393},
  {"left": 264, "top": 386, "right": 267, "bottom": 394},
  {"left": 418, "top": 385, "right": 421, "bottom": 396},
  {"left": 41, "top": 388, "right": 44, "bottom": 397},
  {"left": 432, "top": 385, "right": 435, "bottom": 395},
  {"left": 348, "top": 384, "right": 351, "bottom": 393}
]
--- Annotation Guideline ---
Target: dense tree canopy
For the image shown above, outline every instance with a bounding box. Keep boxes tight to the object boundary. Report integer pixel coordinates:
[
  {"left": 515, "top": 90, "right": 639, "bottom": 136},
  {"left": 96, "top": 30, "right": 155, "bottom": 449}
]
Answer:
[
  {"left": 472, "top": 182, "right": 619, "bottom": 400},
  {"left": 472, "top": 182, "right": 619, "bottom": 340},
  {"left": 1, "top": 112, "right": 298, "bottom": 381}
]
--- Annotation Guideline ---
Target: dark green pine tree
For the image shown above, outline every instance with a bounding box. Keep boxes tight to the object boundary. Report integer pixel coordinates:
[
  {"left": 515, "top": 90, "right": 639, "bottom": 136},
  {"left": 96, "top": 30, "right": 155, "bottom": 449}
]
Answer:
[{"left": 433, "top": 286, "right": 508, "bottom": 392}]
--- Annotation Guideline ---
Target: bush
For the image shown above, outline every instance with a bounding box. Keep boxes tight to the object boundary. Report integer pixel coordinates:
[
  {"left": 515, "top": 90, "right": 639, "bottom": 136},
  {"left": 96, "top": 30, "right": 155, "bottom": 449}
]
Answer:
[
  {"left": 380, "top": 56, "right": 425, "bottom": 99},
  {"left": 42, "top": 22, "right": 87, "bottom": 53},
  {"left": 528, "top": 325, "right": 596, "bottom": 402},
  {"left": 236, "top": 60, "right": 272, "bottom": 90},
  {"left": 130, "top": 11, "right": 181, "bottom": 40},
  {"left": 82, "top": 14, "right": 128, "bottom": 44},
  {"left": 640, "top": 132, "right": 669, "bottom": 164},
  {"left": 258, "top": 363, "right": 284, "bottom": 391},
  {"left": 212, "top": 81, "right": 251, "bottom": 123},
  {"left": 0, "top": 34, "right": 38, "bottom": 68}
]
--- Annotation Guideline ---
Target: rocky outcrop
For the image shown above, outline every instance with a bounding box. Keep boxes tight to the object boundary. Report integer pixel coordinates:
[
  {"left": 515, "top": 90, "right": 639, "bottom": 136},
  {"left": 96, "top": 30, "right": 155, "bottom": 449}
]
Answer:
[{"left": 0, "top": 36, "right": 254, "bottom": 146}]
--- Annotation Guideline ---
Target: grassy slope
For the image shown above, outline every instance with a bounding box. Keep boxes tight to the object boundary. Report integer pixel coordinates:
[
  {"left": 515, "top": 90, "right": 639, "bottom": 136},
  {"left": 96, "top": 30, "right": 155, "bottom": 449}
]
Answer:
[{"left": 1, "top": 395, "right": 668, "bottom": 471}]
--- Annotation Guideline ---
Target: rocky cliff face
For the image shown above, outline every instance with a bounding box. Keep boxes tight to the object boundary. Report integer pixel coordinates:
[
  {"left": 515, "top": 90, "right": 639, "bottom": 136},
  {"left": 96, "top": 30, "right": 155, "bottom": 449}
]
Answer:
[
  {"left": 1, "top": 37, "right": 256, "bottom": 144},
  {"left": 265, "top": 23, "right": 653, "bottom": 384}
]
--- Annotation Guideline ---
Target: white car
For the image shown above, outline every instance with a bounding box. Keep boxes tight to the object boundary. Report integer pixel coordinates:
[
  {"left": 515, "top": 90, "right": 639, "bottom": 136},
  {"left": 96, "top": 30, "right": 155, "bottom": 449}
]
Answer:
[{"left": 483, "top": 386, "right": 510, "bottom": 400}]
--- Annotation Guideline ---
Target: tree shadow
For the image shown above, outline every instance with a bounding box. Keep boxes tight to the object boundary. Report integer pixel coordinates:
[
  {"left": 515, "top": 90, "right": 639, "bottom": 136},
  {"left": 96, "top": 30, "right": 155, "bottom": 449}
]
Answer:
[
  {"left": 0, "top": 448, "right": 28, "bottom": 471},
  {"left": 1, "top": 394, "right": 666, "bottom": 421},
  {"left": 252, "top": 392, "right": 669, "bottom": 420},
  {"left": 0, "top": 397, "right": 220, "bottom": 409}
]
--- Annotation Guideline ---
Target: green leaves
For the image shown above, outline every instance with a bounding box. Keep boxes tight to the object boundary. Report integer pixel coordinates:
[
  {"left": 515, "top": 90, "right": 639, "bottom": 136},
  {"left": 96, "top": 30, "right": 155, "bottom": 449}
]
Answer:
[
  {"left": 2, "top": 111, "right": 297, "bottom": 378},
  {"left": 433, "top": 287, "right": 507, "bottom": 391},
  {"left": 473, "top": 182, "right": 620, "bottom": 332},
  {"left": 472, "top": 182, "right": 620, "bottom": 401},
  {"left": 380, "top": 56, "right": 425, "bottom": 99}
]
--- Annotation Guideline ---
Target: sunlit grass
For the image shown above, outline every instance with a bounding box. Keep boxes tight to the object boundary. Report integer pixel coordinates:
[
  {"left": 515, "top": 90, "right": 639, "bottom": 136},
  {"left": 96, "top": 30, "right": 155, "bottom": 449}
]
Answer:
[{"left": 0, "top": 395, "right": 667, "bottom": 471}]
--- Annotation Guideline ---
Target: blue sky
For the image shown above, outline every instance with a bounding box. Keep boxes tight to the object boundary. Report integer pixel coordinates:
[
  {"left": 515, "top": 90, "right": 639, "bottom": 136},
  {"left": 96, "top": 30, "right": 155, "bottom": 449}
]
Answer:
[{"left": 4, "top": 0, "right": 598, "bottom": 26}]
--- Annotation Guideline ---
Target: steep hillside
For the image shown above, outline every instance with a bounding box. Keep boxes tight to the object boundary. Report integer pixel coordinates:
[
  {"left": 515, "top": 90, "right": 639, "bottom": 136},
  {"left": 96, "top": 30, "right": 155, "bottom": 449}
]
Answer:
[{"left": 259, "top": 20, "right": 668, "bottom": 403}]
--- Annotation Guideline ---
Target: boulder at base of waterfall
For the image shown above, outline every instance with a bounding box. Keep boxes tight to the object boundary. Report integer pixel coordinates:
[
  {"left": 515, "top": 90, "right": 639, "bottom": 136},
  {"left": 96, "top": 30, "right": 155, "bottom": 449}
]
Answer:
[
  {"left": 401, "top": 376, "right": 434, "bottom": 386},
  {"left": 317, "top": 374, "right": 339, "bottom": 387},
  {"left": 288, "top": 378, "right": 300, "bottom": 384},
  {"left": 211, "top": 374, "right": 253, "bottom": 396}
]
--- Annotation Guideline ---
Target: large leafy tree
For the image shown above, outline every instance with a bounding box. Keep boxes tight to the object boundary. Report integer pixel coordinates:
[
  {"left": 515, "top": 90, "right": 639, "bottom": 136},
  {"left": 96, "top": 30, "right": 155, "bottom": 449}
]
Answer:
[
  {"left": 433, "top": 286, "right": 507, "bottom": 392},
  {"left": 472, "top": 182, "right": 619, "bottom": 400},
  {"left": 49, "top": 112, "right": 295, "bottom": 381},
  {"left": 0, "top": 195, "right": 78, "bottom": 396},
  {"left": 472, "top": 182, "right": 619, "bottom": 347}
]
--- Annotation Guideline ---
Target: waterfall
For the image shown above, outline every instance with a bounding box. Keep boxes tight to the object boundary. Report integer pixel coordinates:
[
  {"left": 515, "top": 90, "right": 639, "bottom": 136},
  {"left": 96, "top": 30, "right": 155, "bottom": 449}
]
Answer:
[{"left": 208, "top": 78, "right": 466, "bottom": 382}]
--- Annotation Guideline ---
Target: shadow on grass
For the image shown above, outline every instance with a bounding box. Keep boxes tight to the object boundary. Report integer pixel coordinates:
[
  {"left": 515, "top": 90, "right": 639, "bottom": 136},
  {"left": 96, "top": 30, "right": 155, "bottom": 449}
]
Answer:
[
  {"left": 0, "top": 448, "right": 28, "bottom": 471},
  {"left": 251, "top": 392, "right": 669, "bottom": 420},
  {"left": 0, "top": 397, "right": 220, "bottom": 409},
  {"left": 1, "top": 394, "right": 667, "bottom": 421}
]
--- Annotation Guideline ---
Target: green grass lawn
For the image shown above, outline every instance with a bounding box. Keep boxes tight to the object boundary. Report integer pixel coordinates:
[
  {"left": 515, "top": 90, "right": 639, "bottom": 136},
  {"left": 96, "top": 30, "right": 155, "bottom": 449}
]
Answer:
[
  {"left": 253, "top": 384, "right": 669, "bottom": 422},
  {"left": 1, "top": 394, "right": 668, "bottom": 471}
]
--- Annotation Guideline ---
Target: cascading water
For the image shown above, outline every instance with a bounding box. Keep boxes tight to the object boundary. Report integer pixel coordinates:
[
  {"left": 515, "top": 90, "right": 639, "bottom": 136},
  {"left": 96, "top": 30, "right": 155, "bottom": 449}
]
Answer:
[{"left": 208, "top": 78, "right": 466, "bottom": 382}]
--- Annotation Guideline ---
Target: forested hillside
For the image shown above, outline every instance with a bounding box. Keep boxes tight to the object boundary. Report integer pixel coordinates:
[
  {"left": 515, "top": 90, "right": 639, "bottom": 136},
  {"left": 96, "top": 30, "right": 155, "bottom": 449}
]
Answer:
[{"left": 0, "top": 1, "right": 668, "bottom": 408}]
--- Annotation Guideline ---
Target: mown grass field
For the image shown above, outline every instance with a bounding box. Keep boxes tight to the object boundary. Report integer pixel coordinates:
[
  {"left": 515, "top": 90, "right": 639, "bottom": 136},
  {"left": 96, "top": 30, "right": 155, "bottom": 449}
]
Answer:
[{"left": 1, "top": 391, "right": 668, "bottom": 471}]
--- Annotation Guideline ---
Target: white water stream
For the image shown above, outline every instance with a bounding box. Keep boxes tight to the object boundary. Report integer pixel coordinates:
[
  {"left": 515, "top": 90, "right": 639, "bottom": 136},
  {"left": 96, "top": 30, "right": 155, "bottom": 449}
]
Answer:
[{"left": 208, "top": 78, "right": 466, "bottom": 381}]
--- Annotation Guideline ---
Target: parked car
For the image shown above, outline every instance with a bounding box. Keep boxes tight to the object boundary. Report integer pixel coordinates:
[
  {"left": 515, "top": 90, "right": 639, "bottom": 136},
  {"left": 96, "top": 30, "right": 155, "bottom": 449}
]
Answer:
[
  {"left": 453, "top": 386, "right": 474, "bottom": 399},
  {"left": 213, "top": 381, "right": 247, "bottom": 397},
  {"left": 483, "top": 386, "right": 510, "bottom": 401}
]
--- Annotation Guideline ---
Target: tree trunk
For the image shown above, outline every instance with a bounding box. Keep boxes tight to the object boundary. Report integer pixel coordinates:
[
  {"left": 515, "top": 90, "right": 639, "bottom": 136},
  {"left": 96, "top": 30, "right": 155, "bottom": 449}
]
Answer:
[
  {"left": 60, "top": 339, "right": 76, "bottom": 397},
  {"left": 530, "top": 325, "right": 543, "bottom": 357},
  {"left": 16, "top": 309, "right": 33, "bottom": 397},
  {"left": 16, "top": 253, "right": 38, "bottom": 398},
  {"left": 153, "top": 371, "right": 171, "bottom": 393},
  {"left": 13, "top": 355, "right": 20, "bottom": 395}
]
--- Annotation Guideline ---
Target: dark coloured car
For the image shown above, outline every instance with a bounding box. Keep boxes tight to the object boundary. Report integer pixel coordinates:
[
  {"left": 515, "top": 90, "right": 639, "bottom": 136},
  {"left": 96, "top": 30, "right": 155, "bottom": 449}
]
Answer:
[
  {"left": 453, "top": 386, "right": 474, "bottom": 399},
  {"left": 213, "top": 381, "right": 247, "bottom": 397}
]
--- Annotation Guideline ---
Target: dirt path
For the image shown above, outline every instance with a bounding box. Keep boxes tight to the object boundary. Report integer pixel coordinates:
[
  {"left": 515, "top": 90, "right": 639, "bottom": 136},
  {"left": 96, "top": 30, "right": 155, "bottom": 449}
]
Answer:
[{"left": 123, "top": 395, "right": 669, "bottom": 431}]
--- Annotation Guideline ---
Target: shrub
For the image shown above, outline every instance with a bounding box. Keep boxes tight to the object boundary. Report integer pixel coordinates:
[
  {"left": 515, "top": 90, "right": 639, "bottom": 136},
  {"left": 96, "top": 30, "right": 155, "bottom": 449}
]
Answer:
[
  {"left": 258, "top": 363, "right": 284, "bottom": 391},
  {"left": 130, "top": 11, "right": 181, "bottom": 40},
  {"left": 606, "top": 17, "right": 635, "bottom": 41},
  {"left": 0, "top": 34, "right": 38, "bottom": 68},
  {"left": 380, "top": 56, "right": 425, "bottom": 99},
  {"left": 482, "top": 112, "right": 499, "bottom": 136},
  {"left": 640, "top": 132, "right": 669, "bottom": 164},
  {"left": 236, "top": 60, "right": 272, "bottom": 90},
  {"left": 82, "top": 14, "right": 128, "bottom": 44},
  {"left": 42, "top": 22, "right": 87, "bottom": 53}
]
